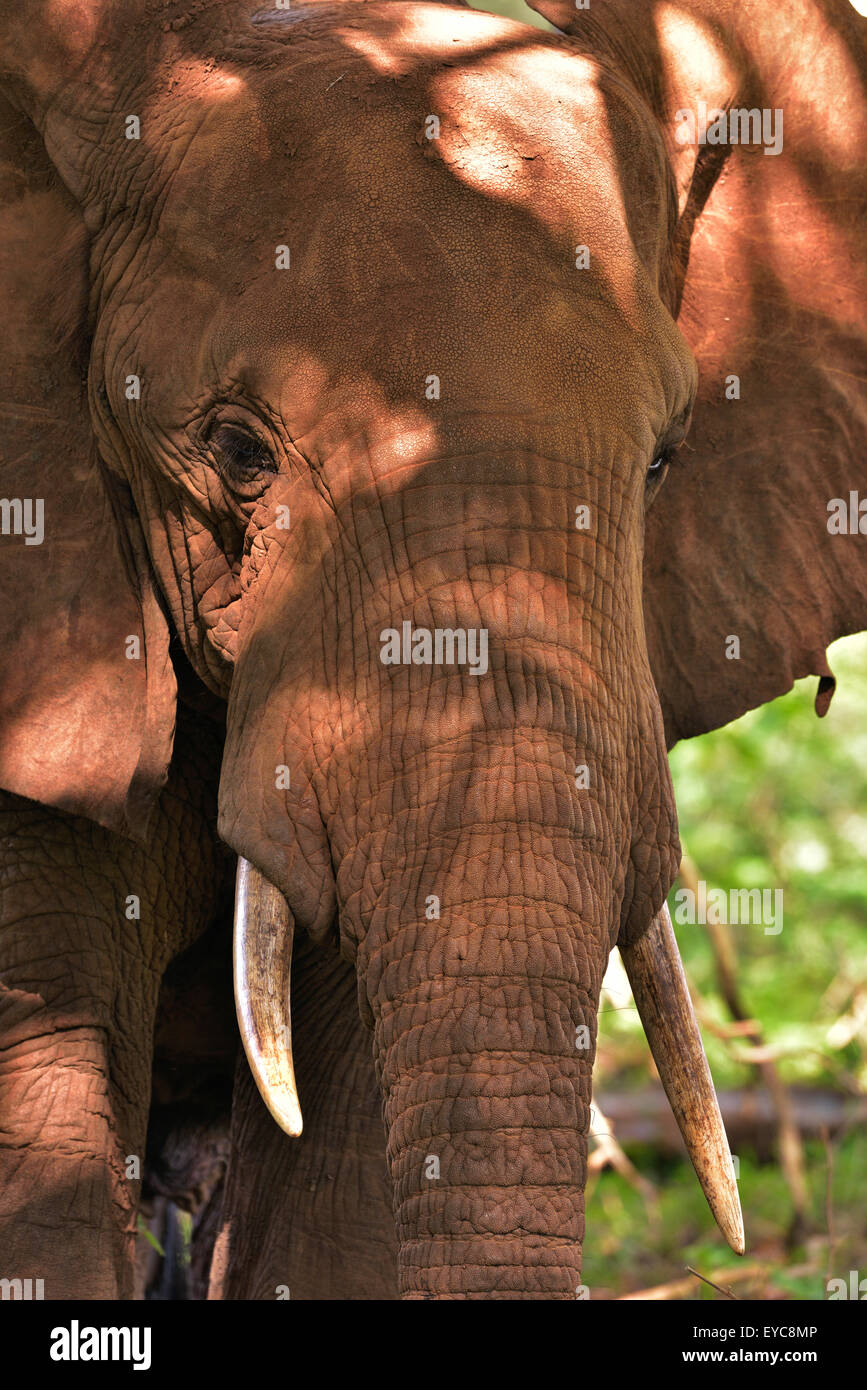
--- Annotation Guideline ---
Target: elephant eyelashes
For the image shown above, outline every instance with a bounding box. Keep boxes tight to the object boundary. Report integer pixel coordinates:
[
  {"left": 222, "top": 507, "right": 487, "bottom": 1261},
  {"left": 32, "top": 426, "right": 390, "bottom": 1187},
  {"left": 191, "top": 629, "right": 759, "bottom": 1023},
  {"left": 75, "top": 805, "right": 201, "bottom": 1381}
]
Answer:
[
  {"left": 646, "top": 441, "right": 684, "bottom": 492},
  {"left": 645, "top": 454, "right": 668, "bottom": 492},
  {"left": 209, "top": 424, "right": 278, "bottom": 490}
]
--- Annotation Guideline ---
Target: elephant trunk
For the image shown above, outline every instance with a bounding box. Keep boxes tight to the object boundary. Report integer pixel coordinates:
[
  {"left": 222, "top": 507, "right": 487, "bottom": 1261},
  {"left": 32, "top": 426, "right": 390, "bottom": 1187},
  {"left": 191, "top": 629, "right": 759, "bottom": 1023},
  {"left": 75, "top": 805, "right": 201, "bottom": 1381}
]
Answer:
[
  {"left": 365, "top": 910, "right": 601, "bottom": 1298},
  {"left": 351, "top": 728, "right": 620, "bottom": 1299}
]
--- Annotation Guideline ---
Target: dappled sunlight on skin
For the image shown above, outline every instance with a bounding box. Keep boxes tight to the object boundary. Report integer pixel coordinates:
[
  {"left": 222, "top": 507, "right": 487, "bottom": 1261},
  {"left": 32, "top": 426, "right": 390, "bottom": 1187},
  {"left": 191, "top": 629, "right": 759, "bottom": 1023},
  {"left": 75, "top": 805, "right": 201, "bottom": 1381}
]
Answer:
[
  {"left": 644, "top": 2, "right": 867, "bottom": 371},
  {"left": 4, "top": 0, "right": 864, "bottom": 1303},
  {"left": 337, "top": 1, "right": 532, "bottom": 75},
  {"left": 653, "top": 0, "right": 866, "bottom": 202},
  {"left": 104, "top": 8, "right": 690, "bottom": 1027},
  {"left": 682, "top": 160, "right": 867, "bottom": 385},
  {"left": 657, "top": 0, "right": 866, "bottom": 170},
  {"left": 751, "top": 166, "right": 867, "bottom": 333},
  {"left": 174, "top": 61, "right": 247, "bottom": 101},
  {"left": 430, "top": 54, "right": 649, "bottom": 321},
  {"left": 217, "top": 420, "right": 658, "bottom": 957},
  {"left": 652, "top": 4, "right": 738, "bottom": 202},
  {"left": 632, "top": 0, "right": 867, "bottom": 746},
  {"left": 288, "top": 405, "right": 442, "bottom": 508},
  {"left": 89, "top": 0, "right": 690, "bottom": 505},
  {"left": 790, "top": 36, "right": 866, "bottom": 167},
  {"left": 334, "top": 5, "right": 673, "bottom": 321}
]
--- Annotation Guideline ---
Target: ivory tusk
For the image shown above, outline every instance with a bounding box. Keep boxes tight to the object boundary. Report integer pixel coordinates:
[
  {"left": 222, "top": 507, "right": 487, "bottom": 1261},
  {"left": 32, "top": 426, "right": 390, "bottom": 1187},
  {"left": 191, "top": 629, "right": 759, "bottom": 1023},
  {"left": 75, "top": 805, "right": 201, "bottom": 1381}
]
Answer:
[
  {"left": 233, "top": 856, "right": 303, "bottom": 1137},
  {"left": 620, "top": 902, "right": 745, "bottom": 1255}
]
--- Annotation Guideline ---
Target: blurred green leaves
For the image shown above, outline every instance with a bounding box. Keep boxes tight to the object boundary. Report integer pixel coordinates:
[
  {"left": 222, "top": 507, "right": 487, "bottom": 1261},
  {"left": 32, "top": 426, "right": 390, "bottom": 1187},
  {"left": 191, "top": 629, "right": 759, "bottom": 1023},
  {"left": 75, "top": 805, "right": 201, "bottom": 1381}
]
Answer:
[
  {"left": 466, "top": 0, "right": 553, "bottom": 30},
  {"left": 670, "top": 631, "right": 867, "bottom": 1093},
  {"left": 587, "top": 633, "right": 867, "bottom": 1297}
]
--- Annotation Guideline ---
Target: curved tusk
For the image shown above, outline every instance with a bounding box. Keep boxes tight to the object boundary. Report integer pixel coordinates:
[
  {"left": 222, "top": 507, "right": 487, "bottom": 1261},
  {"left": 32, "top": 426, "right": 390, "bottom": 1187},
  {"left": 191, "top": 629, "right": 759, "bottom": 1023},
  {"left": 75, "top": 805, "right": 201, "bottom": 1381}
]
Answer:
[
  {"left": 233, "top": 856, "right": 303, "bottom": 1137},
  {"left": 620, "top": 902, "right": 744, "bottom": 1255}
]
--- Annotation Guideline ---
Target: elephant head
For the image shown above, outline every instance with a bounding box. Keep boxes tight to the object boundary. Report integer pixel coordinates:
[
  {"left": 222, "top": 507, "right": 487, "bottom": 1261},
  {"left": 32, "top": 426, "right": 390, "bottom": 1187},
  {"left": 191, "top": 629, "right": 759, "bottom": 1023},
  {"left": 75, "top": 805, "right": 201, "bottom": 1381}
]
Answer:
[{"left": 0, "top": 0, "right": 864, "bottom": 1298}]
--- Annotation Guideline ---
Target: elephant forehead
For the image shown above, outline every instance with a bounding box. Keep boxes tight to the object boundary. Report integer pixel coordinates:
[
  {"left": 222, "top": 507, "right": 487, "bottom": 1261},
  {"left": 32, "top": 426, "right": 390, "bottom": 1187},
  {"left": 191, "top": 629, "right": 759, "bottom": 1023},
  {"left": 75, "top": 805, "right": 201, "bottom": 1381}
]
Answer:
[
  {"left": 149, "top": 68, "right": 669, "bottom": 340},
  {"left": 123, "top": 5, "right": 689, "bottom": 437},
  {"left": 151, "top": 5, "right": 667, "bottom": 264}
]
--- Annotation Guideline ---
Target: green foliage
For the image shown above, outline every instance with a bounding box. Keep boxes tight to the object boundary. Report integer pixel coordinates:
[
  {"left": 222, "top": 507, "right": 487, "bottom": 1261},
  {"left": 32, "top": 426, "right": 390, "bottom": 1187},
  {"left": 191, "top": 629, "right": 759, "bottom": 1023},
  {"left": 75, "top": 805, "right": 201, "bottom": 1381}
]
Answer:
[
  {"left": 467, "top": 0, "right": 553, "bottom": 30},
  {"left": 177, "top": 1210, "right": 193, "bottom": 1268},
  {"left": 136, "top": 1214, "right": 165, "bottom": 1258},
  {"left": 589, "top": 632, "right": 867, "bottom": 1298},
  {"left": 671, "top": 631, "right": 867, "bottom": 1093},
  {"left": 583, "top": 1131, "right": 867, "bottom": 1299}
]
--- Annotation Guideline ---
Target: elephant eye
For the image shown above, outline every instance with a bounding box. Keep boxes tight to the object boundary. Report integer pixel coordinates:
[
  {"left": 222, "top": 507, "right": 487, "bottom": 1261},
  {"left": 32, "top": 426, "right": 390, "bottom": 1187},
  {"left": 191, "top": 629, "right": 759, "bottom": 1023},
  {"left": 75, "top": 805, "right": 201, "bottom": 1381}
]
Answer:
[
  {"left": 646, "top": 446, "right": 675, "bottom": 489},
  {"left": 210, "top": 424, "right": 277, "bottom": 486}
]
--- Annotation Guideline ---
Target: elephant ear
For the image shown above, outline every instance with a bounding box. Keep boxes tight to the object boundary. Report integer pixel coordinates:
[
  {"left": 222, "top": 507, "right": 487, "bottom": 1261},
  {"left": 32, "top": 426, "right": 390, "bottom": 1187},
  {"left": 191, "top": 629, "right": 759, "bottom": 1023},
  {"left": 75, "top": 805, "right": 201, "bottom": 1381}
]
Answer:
[
  {"left": 0, "top": 96, "right": 175, "bottom": 838},
  {"left": 529, "top": 0, "right": 867, "bottom": 742}
]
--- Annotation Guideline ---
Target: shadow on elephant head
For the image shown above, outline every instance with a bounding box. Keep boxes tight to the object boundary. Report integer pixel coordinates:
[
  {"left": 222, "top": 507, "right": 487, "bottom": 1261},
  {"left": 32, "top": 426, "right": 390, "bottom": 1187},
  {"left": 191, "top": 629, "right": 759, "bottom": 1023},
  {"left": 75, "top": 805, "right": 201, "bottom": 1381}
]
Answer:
[{"left": 0, "top": 0, "right": 864, "bottom": 1299}]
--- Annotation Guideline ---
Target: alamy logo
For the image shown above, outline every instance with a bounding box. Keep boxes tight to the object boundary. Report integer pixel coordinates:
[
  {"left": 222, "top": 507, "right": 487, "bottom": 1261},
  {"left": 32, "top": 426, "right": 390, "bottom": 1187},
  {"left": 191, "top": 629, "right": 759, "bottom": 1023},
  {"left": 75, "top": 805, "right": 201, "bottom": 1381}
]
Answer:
[
  {"left": 827, "top": 492, "right": 867, "bottom": 534},
  {"left": 380, "top": 621, "right": 489, "bottom": 676},
  {"left": 675, "top": 102, "right": 783, "bottom": 155},
  {"left": 0, "top": 1276, "right": 44, "bottom": 1299},
  {"left": 827, "top": 1270, "right": 867, "bottom": 1299},
  {"left": 0, "top": 498, "right": 44, "bottom": 545},
  {"left": 672, "top": 880, "right": 783, "bottom": 935},
  {"left": 50, "top": 1321, "right": 152, "bottom": 1371}
]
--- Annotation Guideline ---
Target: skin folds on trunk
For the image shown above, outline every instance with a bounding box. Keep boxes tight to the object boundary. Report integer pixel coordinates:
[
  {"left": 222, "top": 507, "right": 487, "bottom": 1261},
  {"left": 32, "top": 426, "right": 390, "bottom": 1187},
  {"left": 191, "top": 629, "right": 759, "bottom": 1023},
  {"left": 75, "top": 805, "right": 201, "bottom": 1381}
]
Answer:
[
  {"left": 351, "top": 711, "right": 628, "bottom": 1298},
  {"left": 358, "top": 806, "right": 616, "bottom": 1299}
]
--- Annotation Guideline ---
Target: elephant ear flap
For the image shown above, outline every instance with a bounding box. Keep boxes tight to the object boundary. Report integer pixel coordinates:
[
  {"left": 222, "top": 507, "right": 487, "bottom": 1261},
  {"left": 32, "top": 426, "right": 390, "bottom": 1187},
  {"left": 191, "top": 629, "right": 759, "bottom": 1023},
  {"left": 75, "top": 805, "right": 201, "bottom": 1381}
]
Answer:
[
  {"left": 529, "top": 0, "right": 867, "bottom": 740},
  {"left": 0, "top": 105, "right": 175, "bottom": 839},
  {"left": 642, "top": 0, "right": 867, "bottom": 742}
]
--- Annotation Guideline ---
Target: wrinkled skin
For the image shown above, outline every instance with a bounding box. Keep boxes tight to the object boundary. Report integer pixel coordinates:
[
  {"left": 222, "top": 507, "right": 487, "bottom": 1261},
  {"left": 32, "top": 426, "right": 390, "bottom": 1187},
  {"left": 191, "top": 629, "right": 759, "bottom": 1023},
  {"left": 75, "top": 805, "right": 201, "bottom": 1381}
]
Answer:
[
  {"left": 0, "top": 0, "right": 865, "bottom": 1299},
  {"left": 0, "top": 704, "right": 230, "bottom": 1299}
]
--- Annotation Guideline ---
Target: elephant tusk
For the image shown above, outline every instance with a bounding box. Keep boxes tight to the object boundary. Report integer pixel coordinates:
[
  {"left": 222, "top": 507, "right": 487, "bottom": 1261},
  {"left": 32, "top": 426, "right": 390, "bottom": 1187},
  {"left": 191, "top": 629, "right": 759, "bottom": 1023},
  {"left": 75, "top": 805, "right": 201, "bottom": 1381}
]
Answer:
[
  {"left": 233, "top": 856, "right": 303, "bottom": 1137},
  {"left": 620, "top": 902, "right": 744, "bottom": 1256}
]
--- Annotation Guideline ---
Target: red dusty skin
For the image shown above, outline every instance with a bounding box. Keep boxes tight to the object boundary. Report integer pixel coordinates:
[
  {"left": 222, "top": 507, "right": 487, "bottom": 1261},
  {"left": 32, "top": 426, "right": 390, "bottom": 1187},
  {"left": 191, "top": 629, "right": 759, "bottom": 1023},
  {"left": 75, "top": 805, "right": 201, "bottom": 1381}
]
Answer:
[
  {"left": 219, "top": 448, "right": 680, "bottom": 1298},
  {"left": 356, "top": 761, "right": 617, "bottom": 1298}
]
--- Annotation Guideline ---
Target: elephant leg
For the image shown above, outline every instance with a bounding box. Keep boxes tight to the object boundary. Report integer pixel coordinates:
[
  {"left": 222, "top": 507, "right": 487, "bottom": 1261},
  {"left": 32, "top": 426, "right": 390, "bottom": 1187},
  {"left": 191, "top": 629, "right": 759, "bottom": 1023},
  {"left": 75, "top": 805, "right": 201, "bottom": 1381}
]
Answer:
[
  {"left": 0, "top": 708, "right": 229, "bottom": 1300},
  {"left": 209, "top": 933, "right": 398, "bottom": 1301},
  {"left": 0, "top": 801, "right": 164, "bottom": 1297}
]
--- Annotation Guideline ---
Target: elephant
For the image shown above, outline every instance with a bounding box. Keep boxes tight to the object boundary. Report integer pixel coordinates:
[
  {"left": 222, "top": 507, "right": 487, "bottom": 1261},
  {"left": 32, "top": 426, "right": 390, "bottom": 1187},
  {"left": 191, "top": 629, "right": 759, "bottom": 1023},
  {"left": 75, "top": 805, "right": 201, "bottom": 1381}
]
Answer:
[{"left": 0, "top": 0, "right": 864, "bottom": 1301}]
